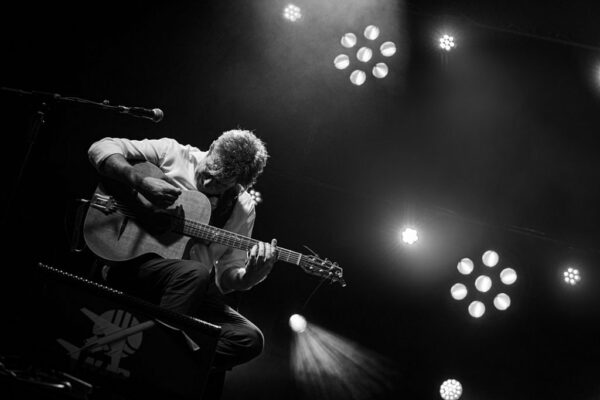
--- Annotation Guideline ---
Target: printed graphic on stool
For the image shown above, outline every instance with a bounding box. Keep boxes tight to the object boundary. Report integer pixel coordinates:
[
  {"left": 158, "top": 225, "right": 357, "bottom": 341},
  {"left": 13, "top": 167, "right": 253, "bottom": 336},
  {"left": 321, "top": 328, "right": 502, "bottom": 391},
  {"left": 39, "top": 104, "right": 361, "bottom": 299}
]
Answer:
[
  {"left": 57, "top": 308, "right": 154, "bottom": 377},
  {"left": 450, "top": 250, "right": 517, "bottom": 318}
]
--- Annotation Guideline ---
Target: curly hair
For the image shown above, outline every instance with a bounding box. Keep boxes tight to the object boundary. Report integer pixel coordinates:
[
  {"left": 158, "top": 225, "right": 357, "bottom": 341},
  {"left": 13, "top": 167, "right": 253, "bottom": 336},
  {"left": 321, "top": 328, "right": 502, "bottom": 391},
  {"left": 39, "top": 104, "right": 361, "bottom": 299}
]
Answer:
[{"left": 208, "top": 129, "right": 269, "bottom": 188}]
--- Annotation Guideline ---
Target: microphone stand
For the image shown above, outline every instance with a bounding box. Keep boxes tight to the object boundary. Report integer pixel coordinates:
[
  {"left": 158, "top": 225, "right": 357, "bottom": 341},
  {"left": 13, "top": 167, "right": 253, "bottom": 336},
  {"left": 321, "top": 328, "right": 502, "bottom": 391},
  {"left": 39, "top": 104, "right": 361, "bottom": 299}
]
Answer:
[{"left": 0, "top": 86, "right": 155, "bottom": 227}]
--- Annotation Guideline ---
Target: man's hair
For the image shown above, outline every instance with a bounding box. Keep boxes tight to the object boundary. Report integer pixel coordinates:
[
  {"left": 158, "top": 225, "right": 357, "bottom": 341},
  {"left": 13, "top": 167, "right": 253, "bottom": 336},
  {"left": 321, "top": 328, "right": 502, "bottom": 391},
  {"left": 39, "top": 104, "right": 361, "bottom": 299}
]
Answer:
[{"left": 209, "top": 129, "right": 269, "bottom": 188}]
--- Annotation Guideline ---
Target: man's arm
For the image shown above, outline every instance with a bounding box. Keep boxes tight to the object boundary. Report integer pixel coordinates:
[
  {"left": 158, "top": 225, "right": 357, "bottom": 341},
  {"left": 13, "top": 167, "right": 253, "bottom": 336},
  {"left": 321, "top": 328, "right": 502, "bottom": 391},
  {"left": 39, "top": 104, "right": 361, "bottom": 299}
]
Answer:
[
  {"left": 220, "top": 239, "right": 278, "bottom": 292},
  {"left": 88, "top": 138, "right": 181, "bottom": 208}
]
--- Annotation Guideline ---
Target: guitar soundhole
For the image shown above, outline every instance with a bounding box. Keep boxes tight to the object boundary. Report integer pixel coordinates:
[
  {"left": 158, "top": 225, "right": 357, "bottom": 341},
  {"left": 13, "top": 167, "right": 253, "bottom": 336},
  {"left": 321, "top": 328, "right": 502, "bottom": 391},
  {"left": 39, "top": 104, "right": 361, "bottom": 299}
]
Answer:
[{"left": 139, "top": 209, "right": 179, "bottom": 235}]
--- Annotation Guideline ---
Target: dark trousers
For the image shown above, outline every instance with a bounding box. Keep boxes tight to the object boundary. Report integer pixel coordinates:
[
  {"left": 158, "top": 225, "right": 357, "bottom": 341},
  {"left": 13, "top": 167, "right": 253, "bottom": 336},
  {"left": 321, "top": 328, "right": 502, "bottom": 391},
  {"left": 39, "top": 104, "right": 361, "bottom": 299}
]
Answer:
[{"left": 105, "top": 255, "right": 264, "bottom": 371}]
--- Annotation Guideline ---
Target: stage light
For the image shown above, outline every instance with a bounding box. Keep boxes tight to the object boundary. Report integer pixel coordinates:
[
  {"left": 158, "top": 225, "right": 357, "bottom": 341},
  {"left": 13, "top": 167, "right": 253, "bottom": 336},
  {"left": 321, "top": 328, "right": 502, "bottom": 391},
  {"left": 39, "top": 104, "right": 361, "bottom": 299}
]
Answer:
[
  {"left": 401, "top": 227, "right": 418, "bottom": 245},
  {"left": 248, "top": 188, "right": 262, "bottom": 204},
  {"left": 450, "top": 283, "right": 468, "bottom": 300},
  {"left": 482, "top": 250, "right": 499, "bottom": 267},
  {"left": 341, "top": 33, "right": 357, "bottom": 48},
  {"left": 350, "top": 70, "right": 366, "bottom": 86},
  {"left": 372, "top": 63, "right": 389, "bottom": 78},
  {"left": 356, "top": 47, "right": 373, "bottom": 62},
  {"left": 291, "top": 323, "right": 398, "bottom": 399},
  {"left": 474, "top": 275, "right": 492, "bottom": 293},
  {"left": 493, "top": 293, "right": 511, "bottom": 310},
  {"left": 364, "top": 25, "right": 380, "bottom": 40},
  {"left": 335, "top": 27, "right": 396, "bottom": 85},
  {"left": 289, "top": 314, "right": 307, "bottom": 333},
  {"left": 380, "top": 41, "right": 396, "bottom": 57},
  {"left": 440, "top": 378, "right": 463, "bottom": 400},
  {"left": 468, "top": 300, "right": 485, "bottom": 318},
  {"left": 334, "top": 54, "right": 350, "bottom": 70},
  {"left": 563, "top": 267, "right": 581, "bottom": 285},
  {"left": 283, "top": 4, "right": 302, "bottom": 22},
  {"left": 500, "top": 268, "right": 517, "bottom": 285},
  {"left": 457, "top": 258, "right": 474, "bottom": 275},
  {"left": 439, "top": 34, "right": 455, "bottom": 51}
]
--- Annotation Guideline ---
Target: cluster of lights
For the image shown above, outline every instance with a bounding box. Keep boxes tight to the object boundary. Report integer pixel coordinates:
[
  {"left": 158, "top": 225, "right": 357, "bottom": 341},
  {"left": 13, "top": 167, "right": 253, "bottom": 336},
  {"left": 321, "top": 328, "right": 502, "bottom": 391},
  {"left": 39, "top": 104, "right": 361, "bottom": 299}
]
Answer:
[
  {"left": 248, "top": 188, "right": 263, "bottom": 205},
  {"left": 440, "top": 379, "right": 463, "bottom": 400},
  {"left": 334, "top": 25, "right": 397, "bottom": 86},
  {"left": 401, "top": 227, "right": 419, "bottom": 245},
  {"left": 563, "top": 267, "right": 581, "bottom": 285},
  {"left": 439, "top": 34, "right": 456, "bottom": 51},
  {"left": 283, "top": 4, "right": 302, "bottom": 22},
  {"left": 451, "top": 250, "right": 517, "bottom": 318}
]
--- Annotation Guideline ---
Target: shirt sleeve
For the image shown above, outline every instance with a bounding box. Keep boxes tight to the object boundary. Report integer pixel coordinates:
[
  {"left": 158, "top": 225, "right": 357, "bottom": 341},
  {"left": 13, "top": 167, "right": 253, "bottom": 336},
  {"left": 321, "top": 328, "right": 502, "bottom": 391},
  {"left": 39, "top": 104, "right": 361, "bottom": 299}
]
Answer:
[
  {"left": 213, "top": 195, "right": 256, "bottom": 294},
  {"left": 88, "top": 137, "right": 180, "bottom": 170}
]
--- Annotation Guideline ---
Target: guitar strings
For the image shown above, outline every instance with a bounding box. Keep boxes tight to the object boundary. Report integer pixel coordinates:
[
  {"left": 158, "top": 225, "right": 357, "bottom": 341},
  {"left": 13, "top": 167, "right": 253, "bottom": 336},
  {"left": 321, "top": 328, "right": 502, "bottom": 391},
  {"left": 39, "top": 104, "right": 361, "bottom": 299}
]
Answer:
[{"left": 105, "top": 199, "right": 311, "bottom": 266}]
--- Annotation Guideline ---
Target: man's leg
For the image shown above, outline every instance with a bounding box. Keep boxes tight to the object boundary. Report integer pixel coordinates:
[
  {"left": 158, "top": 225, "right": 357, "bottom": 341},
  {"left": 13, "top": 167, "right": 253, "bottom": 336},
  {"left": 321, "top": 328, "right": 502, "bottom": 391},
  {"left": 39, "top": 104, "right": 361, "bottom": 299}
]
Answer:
[{"left": 106, "top": 256, "right": 212, "bottom": 315}]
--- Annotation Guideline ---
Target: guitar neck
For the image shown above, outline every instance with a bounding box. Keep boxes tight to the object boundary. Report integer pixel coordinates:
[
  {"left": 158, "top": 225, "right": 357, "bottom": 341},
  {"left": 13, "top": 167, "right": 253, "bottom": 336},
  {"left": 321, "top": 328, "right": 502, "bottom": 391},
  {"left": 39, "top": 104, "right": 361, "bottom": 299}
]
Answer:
[{"left": 177, "top": 217, "right": 303, "bottom": 266}]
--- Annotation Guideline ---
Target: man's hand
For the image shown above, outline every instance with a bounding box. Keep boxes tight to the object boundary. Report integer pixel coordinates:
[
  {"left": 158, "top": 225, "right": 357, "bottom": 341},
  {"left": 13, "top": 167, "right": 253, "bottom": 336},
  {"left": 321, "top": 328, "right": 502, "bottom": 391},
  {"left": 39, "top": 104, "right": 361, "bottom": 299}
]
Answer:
[
  {"left": 138, "top": 176, "right": 182, "bottom": 208},
  {"left": 243, "top": 239, "right": 278, "bottom": 288}
]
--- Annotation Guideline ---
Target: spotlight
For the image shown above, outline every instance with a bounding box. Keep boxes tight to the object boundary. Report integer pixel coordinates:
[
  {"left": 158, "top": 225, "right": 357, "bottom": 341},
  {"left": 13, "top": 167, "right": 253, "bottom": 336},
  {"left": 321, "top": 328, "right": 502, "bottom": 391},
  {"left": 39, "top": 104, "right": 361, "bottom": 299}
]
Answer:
[
  {"left": 341, "top": 33, "right": 357, "bottom": 48},
  {"left": 563, "top": 267, "right": 581, "bottom": 285},
  {"left": 500, "top": 268, "right": 517, "bottom": 285},
  {"left": 457, "top": 258, "right": 474, "bottom": 275},
  {"left": 401, "top": 228, "right": 418, "bottom": 245},
  {"left": 372, "top": 63, "right": 389, "bottom": 78},
  {"left": 468, "top": 300, "right": 485, "bottom": 318},
  {"left": 380, "top": 41, "right": 396, "bottom": 57},
  {"left": 474, "top": 275, "right": 492, "bottom": 293},
  {"left": 350, "top": 70, "right": 366, "bottom": 86},
  {"left": 289, "top": 314, "right": 307, "bottom": 333},
  {"left": 482, "top": 250, "right": 499, "bottom": 267},
  {"left": 450, "top": 283, "right": 468, "bottom": 300},
  {"left": 364, "top": 25, "right": 380, "bottom": 40},
  {"left": 334, "top": 54, "right": 350, "bottom": 70},
  {"left": 356, "top": 47, "right": 373, "bottom": 63},
  {"left": 439, "top": 34, "right": 455, "bottom": 51},
  {"left": 440, "top": 379, "right": 463, "bottom": 400},
  {"left": 493, "top": 293, "right": 511, "bottom": 310},
  {"left": 248, "top": 188, "right": 262, "bottom": 204},
  {"left": 283, "top": 4, "right": 302, "bottom": 22}
]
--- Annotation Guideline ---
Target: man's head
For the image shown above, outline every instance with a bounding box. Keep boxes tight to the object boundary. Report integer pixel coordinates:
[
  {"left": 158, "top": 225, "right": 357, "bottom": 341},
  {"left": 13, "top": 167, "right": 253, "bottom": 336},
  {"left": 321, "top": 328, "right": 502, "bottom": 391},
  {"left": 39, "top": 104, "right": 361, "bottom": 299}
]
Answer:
[{"left": 197, "top": 129, "right": 269, "bottom": 195}]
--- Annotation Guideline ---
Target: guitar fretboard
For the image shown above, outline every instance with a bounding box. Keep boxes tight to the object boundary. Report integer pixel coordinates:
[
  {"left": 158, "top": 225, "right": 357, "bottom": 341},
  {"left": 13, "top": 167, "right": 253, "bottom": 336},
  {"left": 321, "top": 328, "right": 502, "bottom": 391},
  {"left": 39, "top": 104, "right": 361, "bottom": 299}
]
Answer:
[{"left": 176, "top": 217, "right": 303, "bottom": 265}]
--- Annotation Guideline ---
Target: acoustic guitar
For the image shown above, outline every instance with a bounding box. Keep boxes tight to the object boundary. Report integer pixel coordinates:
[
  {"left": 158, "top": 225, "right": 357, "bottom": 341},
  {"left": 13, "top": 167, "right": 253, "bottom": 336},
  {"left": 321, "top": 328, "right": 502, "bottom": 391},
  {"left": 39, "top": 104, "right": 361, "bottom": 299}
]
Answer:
[{"left": 82, "top": 162, "right": 345, "bottom": 287}]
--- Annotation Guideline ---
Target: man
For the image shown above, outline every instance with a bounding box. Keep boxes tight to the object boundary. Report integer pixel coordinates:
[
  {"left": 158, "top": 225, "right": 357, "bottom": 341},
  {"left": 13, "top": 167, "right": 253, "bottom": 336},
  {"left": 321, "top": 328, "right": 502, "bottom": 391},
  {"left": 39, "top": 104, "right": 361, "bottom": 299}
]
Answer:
[{"left": 87, "top": 129, "right": 277, "bottom": 379}]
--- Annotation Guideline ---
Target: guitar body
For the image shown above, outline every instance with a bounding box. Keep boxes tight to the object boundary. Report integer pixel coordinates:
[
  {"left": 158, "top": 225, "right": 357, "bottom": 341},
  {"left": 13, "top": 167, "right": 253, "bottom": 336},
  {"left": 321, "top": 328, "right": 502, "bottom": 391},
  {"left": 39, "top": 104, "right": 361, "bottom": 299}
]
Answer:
[{"left": 83, "top": 163, "right": 212, "bottom": 262}]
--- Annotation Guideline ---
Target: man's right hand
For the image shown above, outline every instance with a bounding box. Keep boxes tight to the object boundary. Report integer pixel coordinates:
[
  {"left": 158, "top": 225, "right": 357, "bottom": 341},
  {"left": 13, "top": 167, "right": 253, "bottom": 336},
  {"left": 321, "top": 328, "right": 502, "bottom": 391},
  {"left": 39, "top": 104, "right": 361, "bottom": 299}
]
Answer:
[{"left": 138, "top": 176, "right": 182, "bottom": 208}]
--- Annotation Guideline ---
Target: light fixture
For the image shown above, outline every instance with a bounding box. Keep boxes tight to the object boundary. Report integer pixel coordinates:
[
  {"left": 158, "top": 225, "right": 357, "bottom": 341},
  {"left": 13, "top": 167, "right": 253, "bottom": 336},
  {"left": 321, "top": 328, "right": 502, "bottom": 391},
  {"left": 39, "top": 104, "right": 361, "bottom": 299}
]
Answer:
[
  {"left": 563, "top": 267, "right": 581, "bottom": 285},
  {"left": 440, "top": 378, "right": 463, "bottom": 400},
  {"left": 248, "top": 188, "right": 262, "bottom": 204},
  {"left": 283, "top": 4, "right": 302, "bottom": 22},
  {"left": 401, "top": 227, "right": 418, "bottom": 245},
  {"left": 289, "top": 314, "right": 307, "bottom": 333},
  {"left": 439, "top": 34, "right": 455, "bottom": 51}
]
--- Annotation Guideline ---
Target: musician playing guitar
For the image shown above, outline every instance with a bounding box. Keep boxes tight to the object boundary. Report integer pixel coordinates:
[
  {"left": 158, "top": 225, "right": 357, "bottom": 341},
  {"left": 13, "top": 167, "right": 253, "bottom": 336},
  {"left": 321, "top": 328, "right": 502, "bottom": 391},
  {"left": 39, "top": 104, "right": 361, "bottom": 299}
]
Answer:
[{"left": 87, "top": 130, "right": 275, "bottom": 395}]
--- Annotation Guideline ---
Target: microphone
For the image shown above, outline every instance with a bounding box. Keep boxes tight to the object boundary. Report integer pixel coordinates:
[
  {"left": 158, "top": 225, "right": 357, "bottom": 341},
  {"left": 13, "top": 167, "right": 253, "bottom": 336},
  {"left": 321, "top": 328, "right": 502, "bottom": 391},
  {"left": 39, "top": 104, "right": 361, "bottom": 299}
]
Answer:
[{"left": 117, "top": 105, "right": 164, "bottom": 123}]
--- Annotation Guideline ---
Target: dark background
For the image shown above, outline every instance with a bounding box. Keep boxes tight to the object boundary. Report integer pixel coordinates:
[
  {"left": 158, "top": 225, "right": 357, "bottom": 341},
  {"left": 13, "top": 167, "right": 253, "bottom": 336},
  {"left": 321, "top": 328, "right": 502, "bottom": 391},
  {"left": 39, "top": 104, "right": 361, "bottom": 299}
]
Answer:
[{"left": 2, "top": 0, "right": 600, "bottom": 399}]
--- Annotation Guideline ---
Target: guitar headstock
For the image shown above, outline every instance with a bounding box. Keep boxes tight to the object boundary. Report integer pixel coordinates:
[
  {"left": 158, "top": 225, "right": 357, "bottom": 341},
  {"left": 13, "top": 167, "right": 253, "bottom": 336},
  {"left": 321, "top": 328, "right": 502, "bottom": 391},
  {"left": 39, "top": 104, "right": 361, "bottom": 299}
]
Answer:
[{"left": 299, "top": 255, "right": 346, "bottom": 287}]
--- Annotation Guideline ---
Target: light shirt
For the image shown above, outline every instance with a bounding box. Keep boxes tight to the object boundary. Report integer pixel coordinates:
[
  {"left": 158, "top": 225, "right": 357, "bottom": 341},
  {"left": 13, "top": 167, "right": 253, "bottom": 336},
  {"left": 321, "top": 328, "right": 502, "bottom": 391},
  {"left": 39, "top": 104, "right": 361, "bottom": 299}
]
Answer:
[{"left": 88, "top": 137, "right": 255, "bottom": 294}]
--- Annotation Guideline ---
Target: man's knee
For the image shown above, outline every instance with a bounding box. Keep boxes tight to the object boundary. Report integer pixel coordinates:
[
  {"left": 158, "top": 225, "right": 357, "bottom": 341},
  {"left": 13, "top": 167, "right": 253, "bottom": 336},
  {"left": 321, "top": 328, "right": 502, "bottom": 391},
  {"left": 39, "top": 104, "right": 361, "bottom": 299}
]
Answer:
[
  {"left": 172, "top": 260, "right": 211, "bottom": 287},
  {"left": 238, "top": 323, "right": 264, "bottom": 362}
]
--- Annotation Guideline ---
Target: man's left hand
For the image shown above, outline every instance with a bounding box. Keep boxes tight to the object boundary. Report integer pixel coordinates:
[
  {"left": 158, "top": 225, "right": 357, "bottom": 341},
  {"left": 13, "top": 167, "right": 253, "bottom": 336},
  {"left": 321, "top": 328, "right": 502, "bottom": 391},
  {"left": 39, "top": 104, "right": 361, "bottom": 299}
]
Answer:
[{"left": 243, "top": 239, "right": 278, "bottom": 288}]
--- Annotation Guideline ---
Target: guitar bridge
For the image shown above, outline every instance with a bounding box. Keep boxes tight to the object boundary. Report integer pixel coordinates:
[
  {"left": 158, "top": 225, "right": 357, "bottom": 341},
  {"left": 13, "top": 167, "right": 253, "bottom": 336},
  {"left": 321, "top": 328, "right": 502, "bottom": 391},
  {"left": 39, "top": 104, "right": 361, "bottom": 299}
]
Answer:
[{"left": 90, "top": 194, "right": 118, "bottom": 214}]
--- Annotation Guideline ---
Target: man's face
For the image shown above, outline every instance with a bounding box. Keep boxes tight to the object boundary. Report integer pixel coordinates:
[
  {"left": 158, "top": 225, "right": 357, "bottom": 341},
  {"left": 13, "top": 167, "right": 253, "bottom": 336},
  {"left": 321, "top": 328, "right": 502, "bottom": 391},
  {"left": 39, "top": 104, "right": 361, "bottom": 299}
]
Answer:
[{"left": 197, "top": 153, "right": 237, "bottom": 195}]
